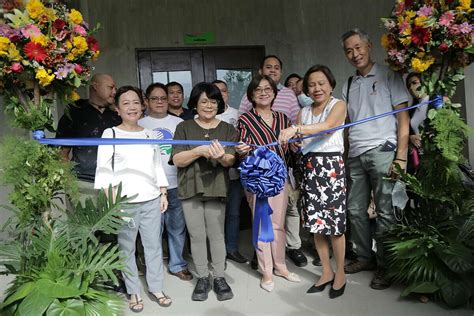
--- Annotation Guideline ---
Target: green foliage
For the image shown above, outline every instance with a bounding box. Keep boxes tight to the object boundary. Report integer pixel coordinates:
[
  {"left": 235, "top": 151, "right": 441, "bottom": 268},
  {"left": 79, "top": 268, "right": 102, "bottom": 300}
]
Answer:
[
  {"left": 0, "top": 186, "right": 130, "bottom": 315},
  {"left": 3, "top": 96, "right": 56, "bottom": 132},
  {"left": 385, "top": 104, "right": 474, "bottom": 308},
  {"left": 0, "top": 137, "right": 78, "bottom": 226}
]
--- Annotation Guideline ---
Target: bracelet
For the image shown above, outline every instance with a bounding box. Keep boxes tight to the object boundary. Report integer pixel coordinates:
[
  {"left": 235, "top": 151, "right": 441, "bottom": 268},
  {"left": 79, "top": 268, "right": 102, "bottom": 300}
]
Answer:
[{"left": 394, "top": 158, "right": 406, "bottom": 162}]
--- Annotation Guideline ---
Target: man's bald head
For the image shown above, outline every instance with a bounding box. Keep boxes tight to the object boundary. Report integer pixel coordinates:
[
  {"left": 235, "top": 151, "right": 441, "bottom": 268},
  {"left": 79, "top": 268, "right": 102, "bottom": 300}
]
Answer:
[{"left": 89, "top": 73, "right": 116, "bottom": 106}]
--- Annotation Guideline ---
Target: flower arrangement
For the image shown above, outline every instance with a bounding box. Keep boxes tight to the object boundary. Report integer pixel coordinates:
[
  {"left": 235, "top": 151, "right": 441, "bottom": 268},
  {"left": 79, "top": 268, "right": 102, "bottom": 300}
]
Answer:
[
  {"left": 0, "top": 0, "right": 100, "bottom": 130},
  {"left": 381, "top": 0, "right": 473, "bottom": 97}
]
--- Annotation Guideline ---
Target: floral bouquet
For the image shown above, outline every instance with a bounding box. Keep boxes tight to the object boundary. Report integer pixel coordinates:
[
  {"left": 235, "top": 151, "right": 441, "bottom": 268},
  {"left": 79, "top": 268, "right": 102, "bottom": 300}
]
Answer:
[
  {"left": 381, "top": 0, "right": 473, "bottom": 98},
  {"left": 0, "top": 0, "right": 99, "bottom": 130}
]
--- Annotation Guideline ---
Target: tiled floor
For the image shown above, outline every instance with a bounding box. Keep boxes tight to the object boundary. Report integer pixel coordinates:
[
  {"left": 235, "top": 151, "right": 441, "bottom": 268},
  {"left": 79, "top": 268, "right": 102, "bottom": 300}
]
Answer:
[{"left": 0, "top": 230, "right": 470, "bottom": 316}]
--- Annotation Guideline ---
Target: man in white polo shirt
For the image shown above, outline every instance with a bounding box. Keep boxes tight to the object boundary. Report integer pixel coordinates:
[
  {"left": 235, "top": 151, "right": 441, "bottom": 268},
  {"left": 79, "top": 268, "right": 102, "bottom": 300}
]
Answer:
[
  {"left": 341, "top": 29, "right": 409, "bottom": 290},
  {"left": 139, "top": 82, "right": 193, "bottom": 282},
  {"left": 239, "top": 55, "right": 307, "bottom": 268}
]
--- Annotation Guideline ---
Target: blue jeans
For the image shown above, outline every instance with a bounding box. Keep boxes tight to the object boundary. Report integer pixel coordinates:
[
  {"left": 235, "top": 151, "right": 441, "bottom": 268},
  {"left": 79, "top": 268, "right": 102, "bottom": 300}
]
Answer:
[
  {"left": 225, "top": 179, "right": 242, "bottom": 253},
  {"left": 162, "top": 188, "right": 188, "bottom": 273}
]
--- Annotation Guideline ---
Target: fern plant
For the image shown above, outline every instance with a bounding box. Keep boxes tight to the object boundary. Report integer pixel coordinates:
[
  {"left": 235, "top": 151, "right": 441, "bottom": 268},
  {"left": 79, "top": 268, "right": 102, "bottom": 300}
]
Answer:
[
  {"left": 0, "top": 185, "right": 130, "bottom": 315},
  {"left": 385, "top": 104, "right": 474, "bottom": 308}
]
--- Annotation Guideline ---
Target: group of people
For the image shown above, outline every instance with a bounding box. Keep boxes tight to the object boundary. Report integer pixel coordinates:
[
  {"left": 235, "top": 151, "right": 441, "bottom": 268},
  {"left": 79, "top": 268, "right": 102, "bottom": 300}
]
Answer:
[{"left": 57, "top": 28, "right": 427, "bottom": 312}]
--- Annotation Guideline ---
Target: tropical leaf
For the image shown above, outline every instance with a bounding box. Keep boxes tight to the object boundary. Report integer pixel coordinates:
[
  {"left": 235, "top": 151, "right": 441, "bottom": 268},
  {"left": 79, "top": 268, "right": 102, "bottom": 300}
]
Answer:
[
  {"left": 79, "top": 244, "right": 123, "bottom": 285},
  {"left": 83, "top": 289, "right": 124, "bottom": 316},
  {"left": 440, "top": 280, "right": 470, "bottom": 308},
  {"left": 436, "top": 244, "right": 474, "bottom": 274},
  {"left": 0, "top": 282, "right": 35, "bottom": 310},
  {"left": 401, "top": 281, "right": 439, "bottom": 297},
  {"left": 17, "top": 289, "right": 55, "bottom": 316},
  {"left": 46, "top": 298, "right": 85, "bottom": 316},
  {"left": 35, "top": 278, "right": 85, "bottom": 299}
]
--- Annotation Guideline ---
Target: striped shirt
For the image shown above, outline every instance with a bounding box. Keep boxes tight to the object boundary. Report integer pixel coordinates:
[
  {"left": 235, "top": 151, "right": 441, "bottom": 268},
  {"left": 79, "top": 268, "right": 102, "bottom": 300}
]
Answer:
[
  {"left": 238, "top": 84, "right": 299, "bottom": 124},
  {"left": 237, "top": 108, "right": 291, "bottom": 160}
]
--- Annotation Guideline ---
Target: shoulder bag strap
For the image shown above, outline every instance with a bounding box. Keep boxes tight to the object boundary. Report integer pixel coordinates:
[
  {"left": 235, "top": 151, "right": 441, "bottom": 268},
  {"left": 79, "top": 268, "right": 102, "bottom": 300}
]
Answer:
[{"left": 111, "top": 128, "right": 115, "bottom": 173}]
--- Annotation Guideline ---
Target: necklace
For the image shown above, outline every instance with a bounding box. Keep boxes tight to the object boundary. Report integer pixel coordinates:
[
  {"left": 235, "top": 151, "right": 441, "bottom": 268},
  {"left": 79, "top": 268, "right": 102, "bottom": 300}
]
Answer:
[{"left": 196, "top": 118, "right": 216, "bottom": 139}]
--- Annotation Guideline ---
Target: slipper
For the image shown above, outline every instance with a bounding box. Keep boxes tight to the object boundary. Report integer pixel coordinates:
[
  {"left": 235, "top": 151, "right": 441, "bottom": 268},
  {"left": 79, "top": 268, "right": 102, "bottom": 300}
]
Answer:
[
  {"left": 129, "top": 294, "right": 144, "bottom": 313},
  {"left": 150, "top": 292, "right": 172, "bottom": 307}
]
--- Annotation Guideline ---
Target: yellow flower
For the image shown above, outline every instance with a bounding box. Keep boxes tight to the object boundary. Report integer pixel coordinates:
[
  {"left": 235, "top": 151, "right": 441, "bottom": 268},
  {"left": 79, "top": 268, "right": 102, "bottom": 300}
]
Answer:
[
  {"left": 411, "top": 56, "right": 435, "bottom": 73},
  {"left": 65, "top": 40, "right": 73, "bottom": 50},
  {"left": 69, "top": 90, "right": 81, "bottom": 101},
  {"left": 404, "top": 10, "right": 416, "bottom": 19},
  {"left": 35, "top": 68, "right": 55, "bottom": 87},
  {"left": 44, "top": 7, "right": 57, "bottom": 21},
  {"left": 401, "top": 26, "right": 412, "bottom": 37},
  {"left": 66, "top": 53, "right": 75, "bottom": 61},
  {"left": 414, "top": 16, "right": 428, "bottom": 27},
  {"left": 8, "top": 44, "right": 21, "bottom": 61},
  {"left": 457, "top": 0, "right": 471, "bottom": 11},
  {"left": 68, "top": 9, "right": 83, "bottom": 24},
  {"left": 92, "top": 50, "right": 100, "bottom": 60},
  {"left": 31, "top": 34, "right": 48, "bottom": 46},
  {"left": 381, "top": 34, "right": 391, "bottom": 50},
  {"left": 72, "top": 36, "right": 88, "bottom": 55},
  {"left": 26, "top": 0, "right": 45, "bottom": 19},
  {"left": 0, "top": 36, "right": 11, "bottom": 52},
  {"left": 400, "top": 36, "right": 412, "bottom": 46}
]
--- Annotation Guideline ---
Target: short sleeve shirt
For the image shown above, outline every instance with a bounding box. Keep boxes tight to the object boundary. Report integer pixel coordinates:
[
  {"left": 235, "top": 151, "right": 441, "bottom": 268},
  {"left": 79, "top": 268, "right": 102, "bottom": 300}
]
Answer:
[
  {"left": 56, "top": 99, "right": 121, "bottom": 181},
  {"left": 171, "top": 120, "right": 238, "bottom": 200},
  {"left": 341, "top": 63, "right": 409, "bottom": 158}
]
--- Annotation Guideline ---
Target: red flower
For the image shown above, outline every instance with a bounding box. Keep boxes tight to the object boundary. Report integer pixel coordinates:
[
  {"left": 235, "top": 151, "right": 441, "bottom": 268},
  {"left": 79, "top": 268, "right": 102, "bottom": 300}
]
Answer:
[
  {"left": 53, "top": 19, "right": 66, "bottom": 30},
  {"left": 438, "top": 42, "right": 449, "bottom": 53},
  {"left": 404, "top": 0, "right": 414, "bottom": 7},
  {"left": 330, "top": 171, "right": 337, "bottom": 178},
  {"left": 87, "top": 36, "right": 99, "bottom": 52},
  {"left": 24, "top": 41, "right": 48, "bottom": 62},
  {"left": 411, "top": 27, "right": 431, "bottom": 46},
  {"left": 306, "top": 161, "right": 314, "bottom": 169}
]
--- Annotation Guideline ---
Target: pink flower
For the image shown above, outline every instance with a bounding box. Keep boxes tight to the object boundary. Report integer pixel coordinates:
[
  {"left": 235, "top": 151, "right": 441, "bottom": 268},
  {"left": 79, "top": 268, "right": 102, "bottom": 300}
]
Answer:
[
  {"left": 417, "top": 5, "right": 433, "bottom": 17},
  {"left": 73, "top": 25, "right": 87, "bottom": 36},
  {"left": 459, "top": 22, "right": 473, "bottom": 34},
  {"left": 11, "top": 62, "right": 23, "bottom": 73},
  {"left": 74, "top": 64, "right": 83, "bottom": 74},
  {"left": 439, "top": 11, "right": 455, "bottom": 27},
  {"left": 21, "top": 24, "right": 42, "bottom": 39},
  {"left": 399, "top": 21, "right": 410, "bottom": 34},
  {"left": 449, "top": 24, "right": 462, "bottom": 35}
]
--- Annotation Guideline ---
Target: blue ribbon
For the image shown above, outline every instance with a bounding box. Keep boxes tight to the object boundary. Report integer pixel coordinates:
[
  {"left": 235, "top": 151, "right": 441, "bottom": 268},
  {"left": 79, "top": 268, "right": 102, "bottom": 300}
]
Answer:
[
  {"left": 239, "top": 147, "right": 287, "bottom": 250},
  {"left": 31, "top": 97, "right": 438, "bottom": 148}
]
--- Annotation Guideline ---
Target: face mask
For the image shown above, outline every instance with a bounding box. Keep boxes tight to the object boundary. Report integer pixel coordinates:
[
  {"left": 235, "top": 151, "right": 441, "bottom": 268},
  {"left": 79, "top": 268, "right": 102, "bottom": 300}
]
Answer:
[{"left": 297, "top": 94, "right": 313, "bottom": 107}]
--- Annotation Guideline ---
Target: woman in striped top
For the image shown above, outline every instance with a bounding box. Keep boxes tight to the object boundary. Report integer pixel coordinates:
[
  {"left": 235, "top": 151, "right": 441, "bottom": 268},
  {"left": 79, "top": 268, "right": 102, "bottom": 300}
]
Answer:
[{"left": 236, "top": 74, "right": 301, "bottom": 292}]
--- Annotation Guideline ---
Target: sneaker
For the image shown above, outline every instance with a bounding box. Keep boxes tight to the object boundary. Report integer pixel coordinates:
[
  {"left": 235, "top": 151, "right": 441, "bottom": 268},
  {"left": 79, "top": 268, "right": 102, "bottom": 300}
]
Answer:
[
  {"left": 370, "top": 268, "right": 391, "bottom": 290},
  {"left": 213, "top": 277, "right": 234, "bottom": 301},
  {"left": 191, "top": 277, "right": 211, "bottom": 301},
  {"left": 344, "top": 259, "right": 377, "bottom": 274},
  {"left": 287, "top": 248, "right": 308, "bottom": 267},
  {"left": 226, "top": 251, "right": 248, "bottom": 263}
]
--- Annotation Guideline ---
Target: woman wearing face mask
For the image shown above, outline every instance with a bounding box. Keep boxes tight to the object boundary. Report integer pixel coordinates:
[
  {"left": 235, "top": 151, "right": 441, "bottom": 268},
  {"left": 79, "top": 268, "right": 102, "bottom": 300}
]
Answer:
[
  {"left": 279, "top": 65, "right": 347, "bottom": 299},
  {"left": 95, "top": 86, "right": 170, "bottom": 312},
  {"left": 171, "top": 82, "right": 238, "bottom": 302}
]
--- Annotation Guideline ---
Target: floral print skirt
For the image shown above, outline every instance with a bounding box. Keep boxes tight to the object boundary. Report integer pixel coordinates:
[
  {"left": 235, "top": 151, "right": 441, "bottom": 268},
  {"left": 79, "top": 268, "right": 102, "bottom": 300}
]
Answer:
[{"left": 301, "top": 152, "right": 346, "bottom": 235}]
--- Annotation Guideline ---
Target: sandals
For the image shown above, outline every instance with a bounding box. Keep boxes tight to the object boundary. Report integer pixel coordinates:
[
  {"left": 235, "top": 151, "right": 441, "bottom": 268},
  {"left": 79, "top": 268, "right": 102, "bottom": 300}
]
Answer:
[
  {"left": 149, "top": 291, "right": 172, "bottom": 307},
  {"left": 129, "top": 294, "right": 144, "bottom": 313}
]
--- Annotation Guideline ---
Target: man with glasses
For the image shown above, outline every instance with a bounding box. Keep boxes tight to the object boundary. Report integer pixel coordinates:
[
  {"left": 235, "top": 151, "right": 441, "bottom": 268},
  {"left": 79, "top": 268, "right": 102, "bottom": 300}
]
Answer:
[
  {"left": 238, "top": 55, "right": 308, "bottom": 269},
  {"left": 166, "top": 81, "right": 194, "bottom": 121},
  {"left": 139, "top": 83, "right": 193, "bottom": 281}
]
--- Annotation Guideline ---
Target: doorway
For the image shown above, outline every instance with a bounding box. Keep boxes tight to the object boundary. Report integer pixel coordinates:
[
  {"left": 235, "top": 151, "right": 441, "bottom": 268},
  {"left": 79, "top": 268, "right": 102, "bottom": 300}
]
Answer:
[{"left": 136, "top": 46, "right": 265, "bottom": 108}]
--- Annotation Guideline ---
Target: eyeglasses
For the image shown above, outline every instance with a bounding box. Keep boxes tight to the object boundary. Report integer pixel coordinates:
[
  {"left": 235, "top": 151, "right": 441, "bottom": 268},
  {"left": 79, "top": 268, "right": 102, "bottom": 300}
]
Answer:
[
  {"left": 254, "top": 87, "right": 273, "bottom": 95},
  {"left": 149, "top": 96, "right": 168, "bottom": 103}
]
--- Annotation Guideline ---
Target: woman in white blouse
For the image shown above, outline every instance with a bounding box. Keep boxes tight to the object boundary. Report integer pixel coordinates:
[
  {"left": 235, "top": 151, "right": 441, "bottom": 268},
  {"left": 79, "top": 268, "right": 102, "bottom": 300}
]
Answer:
[{"left": 95, "top": 86, "right": 170, "bottom": 312}]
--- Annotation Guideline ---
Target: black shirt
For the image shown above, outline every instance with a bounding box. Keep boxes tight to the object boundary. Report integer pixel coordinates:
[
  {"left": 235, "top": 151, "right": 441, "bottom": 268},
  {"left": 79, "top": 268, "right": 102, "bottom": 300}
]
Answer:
[
  {"left": 168, "top": 107, "right": 195, "bottom": 121},
  {"left": 56, "top": 99, "right": 121, "bottom": 182}
]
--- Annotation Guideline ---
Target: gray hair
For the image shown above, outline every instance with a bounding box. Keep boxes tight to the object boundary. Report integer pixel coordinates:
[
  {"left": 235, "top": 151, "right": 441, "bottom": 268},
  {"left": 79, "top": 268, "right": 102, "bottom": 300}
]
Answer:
[{"left": 341, "top": 28, "right": 371, "bottom": 48}]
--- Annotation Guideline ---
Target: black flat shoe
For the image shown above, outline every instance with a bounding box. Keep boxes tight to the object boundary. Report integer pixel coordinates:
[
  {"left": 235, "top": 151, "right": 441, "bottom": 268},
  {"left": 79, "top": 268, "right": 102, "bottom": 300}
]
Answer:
[
  {"left": 306, "top": 279, "right": 334, "bottom": 293},
  {"left": 329, "top": 283, "right": 346, "bottom": 299}
]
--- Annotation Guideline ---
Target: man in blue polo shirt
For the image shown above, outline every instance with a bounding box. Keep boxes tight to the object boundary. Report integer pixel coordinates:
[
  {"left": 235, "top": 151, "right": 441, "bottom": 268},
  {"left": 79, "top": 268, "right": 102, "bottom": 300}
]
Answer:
[{"left": 341, "top": 29, "right": 409, "bottom": 290}]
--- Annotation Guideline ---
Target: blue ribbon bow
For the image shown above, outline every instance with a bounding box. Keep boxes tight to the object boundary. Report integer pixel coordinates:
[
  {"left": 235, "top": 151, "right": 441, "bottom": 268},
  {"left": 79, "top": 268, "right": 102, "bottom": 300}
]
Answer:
[{"left": 239, "top": 147, "right": 287, "bottom": 250}]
